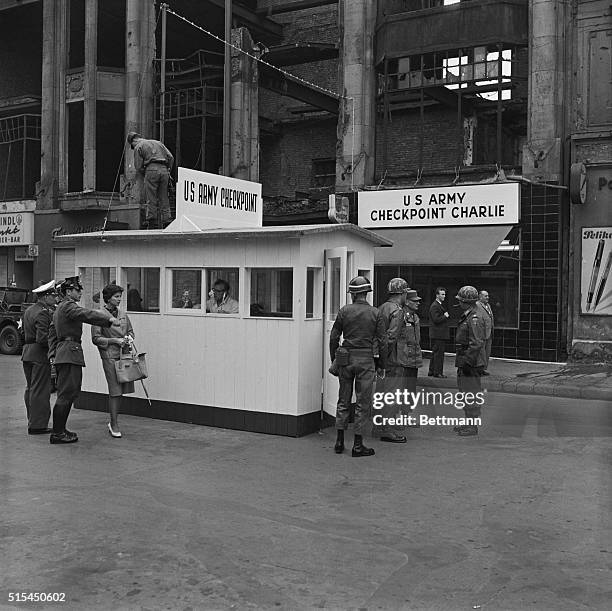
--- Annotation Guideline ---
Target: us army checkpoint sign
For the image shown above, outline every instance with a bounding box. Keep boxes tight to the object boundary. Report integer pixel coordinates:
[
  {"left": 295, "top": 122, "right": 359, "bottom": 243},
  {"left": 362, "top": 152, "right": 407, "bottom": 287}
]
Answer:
[
  {"left": 175, "top": 167, "right": 262, "bottom": 230},
  {"left": 359, "top": 182, "right": 520, "bottom": 228}
]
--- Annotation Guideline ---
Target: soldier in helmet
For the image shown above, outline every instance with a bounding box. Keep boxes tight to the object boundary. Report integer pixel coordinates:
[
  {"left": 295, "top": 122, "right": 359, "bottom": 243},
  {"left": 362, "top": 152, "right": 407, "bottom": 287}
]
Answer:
[
  {"left": 48, "top": 277, "right": 120, "bottom": 444},
  {"left": 454, "top": 285, "right": 487, "bottom": 436},
  {"left": 329, "top": 276, "right": 386, "bottom": 457},
  {"left": 375, "top": 277, "right": 412, "bottom": 443},
  {"left": 21, "top": 280, "right": 58, "bottom": 434}
]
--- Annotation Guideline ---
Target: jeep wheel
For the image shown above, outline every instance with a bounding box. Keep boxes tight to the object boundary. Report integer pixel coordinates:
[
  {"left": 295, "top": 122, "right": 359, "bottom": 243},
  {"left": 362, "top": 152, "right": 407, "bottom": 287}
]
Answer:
[{"left": 0, "top": 325, "right": 23, "bottom": 355}]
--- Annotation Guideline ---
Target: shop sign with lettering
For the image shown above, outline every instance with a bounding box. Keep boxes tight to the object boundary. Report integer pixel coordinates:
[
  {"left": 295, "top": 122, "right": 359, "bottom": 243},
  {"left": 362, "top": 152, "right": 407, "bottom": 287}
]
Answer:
[
  {"left": 172, "top": 167, "right": 262, "bottom": 230},
  {"left": 358, "top": 183, "right": 520, "bottom": 228},
  {"left": 0, "top": 211, "right": 34, "bottom": 246}
]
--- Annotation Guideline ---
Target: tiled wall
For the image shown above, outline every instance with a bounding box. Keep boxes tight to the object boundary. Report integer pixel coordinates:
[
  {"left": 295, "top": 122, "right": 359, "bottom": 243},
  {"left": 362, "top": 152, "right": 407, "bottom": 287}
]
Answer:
[{"left": 493, "top": 184, "right": 563, "bottom": 361}]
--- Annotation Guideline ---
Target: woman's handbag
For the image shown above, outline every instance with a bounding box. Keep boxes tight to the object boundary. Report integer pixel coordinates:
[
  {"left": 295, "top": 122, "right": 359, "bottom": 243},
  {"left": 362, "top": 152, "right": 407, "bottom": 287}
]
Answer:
[{"left": 114, "top": 340, "right": 148, "bottom": 383}]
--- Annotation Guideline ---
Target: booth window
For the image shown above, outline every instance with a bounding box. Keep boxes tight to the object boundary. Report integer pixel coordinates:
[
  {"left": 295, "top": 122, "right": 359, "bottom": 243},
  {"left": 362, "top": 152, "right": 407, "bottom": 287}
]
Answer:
[
  {"left": 124, "top": 267, "right": 160, "bottom": 313},
  {"left": 306, "top": 268, "right": 322, "bottom": 319},
  {"left": 170, "top": 269, "right": 202, "bottom": 310},
  {"left": 250, "top": 268, "right": 293, "bottom": 317},
  {"left": 79, "top": 267, "right": 117, "bottom": 309},
  {"left": 205, "top": 268, "right": 240, "bottom": 314}
]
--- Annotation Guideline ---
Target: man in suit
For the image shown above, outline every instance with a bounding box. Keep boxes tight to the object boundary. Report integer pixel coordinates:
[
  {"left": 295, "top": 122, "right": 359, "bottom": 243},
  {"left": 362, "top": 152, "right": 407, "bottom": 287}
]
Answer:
[
  {"left": 477, "top": 290, "right": 494, "bottom": 375},
  {"left": 21, "top": 280, "right": 58, "bottom": 434},
  {"left": 428, "top": 287, "right": 449, "bottom": 378},
  {"left": 48, "top": 277, "right": 120, "bottom": 444}
]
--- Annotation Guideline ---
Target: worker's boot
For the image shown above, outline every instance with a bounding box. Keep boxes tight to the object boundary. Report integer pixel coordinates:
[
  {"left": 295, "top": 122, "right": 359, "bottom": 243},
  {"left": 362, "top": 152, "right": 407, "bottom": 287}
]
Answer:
[
  {"left": 352, "top": 434, "right": 375, "bottom": 457},
  {"left": 334, "top": 430, "right": 345, "bottom": 454}
]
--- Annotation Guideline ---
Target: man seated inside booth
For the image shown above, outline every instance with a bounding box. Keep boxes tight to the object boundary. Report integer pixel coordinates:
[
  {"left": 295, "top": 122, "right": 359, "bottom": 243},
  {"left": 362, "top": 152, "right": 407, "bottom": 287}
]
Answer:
[
  {"left": 172, "top": 288, "right": 199, "bottom": 309},
  {"left": 206, "top": 279, "right": 239, "bottom": 314}
]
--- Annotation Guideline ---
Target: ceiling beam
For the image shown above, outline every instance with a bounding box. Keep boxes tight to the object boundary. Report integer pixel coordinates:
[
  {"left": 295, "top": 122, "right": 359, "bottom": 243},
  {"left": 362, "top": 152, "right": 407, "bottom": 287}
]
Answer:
[
  {"left": 206, "top": 0, "right": 283, "bottom": 39},
  {"left": 259, "top": 64, "right": 339, "bottom": 115}
]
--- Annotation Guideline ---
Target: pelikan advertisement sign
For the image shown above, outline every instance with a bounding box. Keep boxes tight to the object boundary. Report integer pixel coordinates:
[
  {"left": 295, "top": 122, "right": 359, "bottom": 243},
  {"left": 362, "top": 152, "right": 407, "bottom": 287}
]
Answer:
[
  {"left": 358, "top": 182, "right": 520, "bottom": 228},
  {"left": 581, "top": 227, "right": 612, "bottom": 316}
]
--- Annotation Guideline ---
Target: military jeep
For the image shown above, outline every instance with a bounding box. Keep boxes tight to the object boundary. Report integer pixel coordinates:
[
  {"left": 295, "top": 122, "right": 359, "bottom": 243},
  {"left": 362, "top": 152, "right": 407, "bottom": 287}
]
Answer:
[{"left": 0, "top": 287, "right": 34, "bottom": 354}]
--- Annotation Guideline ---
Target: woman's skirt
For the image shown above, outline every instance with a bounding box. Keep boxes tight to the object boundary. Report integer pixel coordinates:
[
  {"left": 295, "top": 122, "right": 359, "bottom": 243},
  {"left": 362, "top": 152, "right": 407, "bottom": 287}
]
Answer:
[{"left": 101, "top": 358, "right": 136, "bottom": 397}]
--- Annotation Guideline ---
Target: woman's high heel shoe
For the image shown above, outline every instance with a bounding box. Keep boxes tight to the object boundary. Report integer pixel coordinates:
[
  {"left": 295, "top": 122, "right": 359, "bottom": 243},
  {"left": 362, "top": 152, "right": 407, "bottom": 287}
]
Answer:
[{"left": 107, "top": 422, "right": 122, "bottom": 438}]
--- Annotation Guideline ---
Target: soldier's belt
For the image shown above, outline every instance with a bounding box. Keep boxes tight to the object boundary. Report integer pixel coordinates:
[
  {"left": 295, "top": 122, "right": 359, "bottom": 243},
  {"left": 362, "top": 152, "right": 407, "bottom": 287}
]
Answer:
[{"left": 59, "top": 336, "right": 81, "bottom": 343}]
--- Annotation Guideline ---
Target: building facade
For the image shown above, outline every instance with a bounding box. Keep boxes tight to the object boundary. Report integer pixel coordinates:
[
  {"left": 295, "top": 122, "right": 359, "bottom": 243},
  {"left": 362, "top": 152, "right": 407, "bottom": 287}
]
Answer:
[{"left": 0, "top": 0, "right": 609, "bottom": 360}]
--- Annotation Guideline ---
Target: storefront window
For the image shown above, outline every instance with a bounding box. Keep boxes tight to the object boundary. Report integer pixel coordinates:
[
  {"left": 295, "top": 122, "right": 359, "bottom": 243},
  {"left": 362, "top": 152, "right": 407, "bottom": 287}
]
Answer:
[
  {"left": 375, "top": 256, "right": 519, "bottom": 328},
  {"left": 205, "top": 268, "right": 239, "bottom": 314},
  {"left": 170, "top": 269, "right": 202, "bottom": 309},
  {"left": 250, "top": 268, "right": 293, "bottom": 317},
  {"left": 123, "top": 268, "right": 160, "bottom": 313},
  {"left": 79, "top": 267, "right": 117, "bottom": 309}
]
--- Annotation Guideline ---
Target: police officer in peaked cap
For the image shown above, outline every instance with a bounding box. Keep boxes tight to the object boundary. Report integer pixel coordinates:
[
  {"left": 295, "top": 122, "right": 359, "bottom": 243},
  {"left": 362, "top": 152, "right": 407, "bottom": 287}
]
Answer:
[
  {"left": 48, "top": 277, "right": 121, "bottom": 444},
  {"left": 21, "top": 280, "right": 58, "bottom": 434},
  {"left": 454, "top": 285, "right": 487, "bottom": 436},
  {"left": 329, "top": 276, "right": 386, "bottom": 457}
]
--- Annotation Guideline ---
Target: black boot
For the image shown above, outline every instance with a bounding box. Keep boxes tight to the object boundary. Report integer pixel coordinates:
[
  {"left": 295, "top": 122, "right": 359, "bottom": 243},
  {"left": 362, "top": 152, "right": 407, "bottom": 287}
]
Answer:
[
  {"left": 334, "top": 430, "right": 345, "bottom": 454},
  {"left": 352, "top": 434, "right": 375, "bottom": 457}
]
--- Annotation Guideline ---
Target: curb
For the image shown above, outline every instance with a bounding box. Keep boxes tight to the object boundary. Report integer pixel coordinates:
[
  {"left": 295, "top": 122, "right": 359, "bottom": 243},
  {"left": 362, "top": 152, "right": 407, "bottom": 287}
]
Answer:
[{"left": 418, "top": 377, "right": 612, "bottom": 401}]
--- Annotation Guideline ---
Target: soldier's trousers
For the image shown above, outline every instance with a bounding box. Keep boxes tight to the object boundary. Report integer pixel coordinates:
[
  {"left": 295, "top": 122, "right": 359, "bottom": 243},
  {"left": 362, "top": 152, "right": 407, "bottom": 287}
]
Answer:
[
  {"left": 457, "top": 364, "right": 484, "bottom": 419},
  {"left": 23, "top": 361, "right": 51, "bottom": 429},
  {"left": 52, "top": 364, "right": 83, "bottom": 433},
  {"left": 374, "top": 365, "right": 415, "bottom": 436},
  {"left": 336, "top": 350, "right": 376, "bottom": 436}
]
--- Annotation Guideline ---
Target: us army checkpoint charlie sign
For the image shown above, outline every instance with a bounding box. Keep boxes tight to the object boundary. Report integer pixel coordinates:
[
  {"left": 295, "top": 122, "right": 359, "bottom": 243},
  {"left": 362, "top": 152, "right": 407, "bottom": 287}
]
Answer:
[{"left": 359, "top": 182, "right": 520, "bottom": 228}]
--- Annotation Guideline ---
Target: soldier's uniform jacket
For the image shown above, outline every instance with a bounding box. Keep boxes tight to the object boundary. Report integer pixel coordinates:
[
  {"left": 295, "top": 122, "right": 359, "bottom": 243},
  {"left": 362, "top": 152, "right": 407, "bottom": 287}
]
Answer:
[
  {"left": 49, "top": 298, "right": 113, "bottom": 367},
  {"left": 329, "top": 301, "right": 386, "bottom": 368},
  {"left": 378, "top": 300, "right": 422, "bottom": 368},
  {"left": 455, "top": 304, "right": 487, "bottom": 368},
  {"left": 21, "top": 301, "right": 54, "bottom": 363}
]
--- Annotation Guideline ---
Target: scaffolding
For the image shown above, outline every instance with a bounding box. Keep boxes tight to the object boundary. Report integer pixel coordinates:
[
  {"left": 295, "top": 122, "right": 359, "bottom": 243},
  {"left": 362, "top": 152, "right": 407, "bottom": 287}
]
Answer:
[{"left": 0, "top": 114, "right": 41, "bottom": 201}]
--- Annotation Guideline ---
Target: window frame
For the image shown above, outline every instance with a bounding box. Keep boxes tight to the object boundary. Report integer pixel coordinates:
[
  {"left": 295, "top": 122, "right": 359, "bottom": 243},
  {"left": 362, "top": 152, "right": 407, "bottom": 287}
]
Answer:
[
  {"left": 120, "top": 266, "right": 162, "bottom": 315},
  {"left": 166, "top": 268, "right": 205, "bottom": 315},
  {"left": 247, "top": 266, "right": 295, "bottom": 320}
]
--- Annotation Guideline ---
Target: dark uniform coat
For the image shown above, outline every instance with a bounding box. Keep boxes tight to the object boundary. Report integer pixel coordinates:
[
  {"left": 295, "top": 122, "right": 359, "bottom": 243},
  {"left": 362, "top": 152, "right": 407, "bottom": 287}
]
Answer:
[
  {"left": 49, "top": 298, "right": 113, "bottom": 366},
  {"left": 21, "top": 300, "right": 54, "bottom": 430},
  {"left": 22, "top": 301, "right": 54, "bottom": 363}
]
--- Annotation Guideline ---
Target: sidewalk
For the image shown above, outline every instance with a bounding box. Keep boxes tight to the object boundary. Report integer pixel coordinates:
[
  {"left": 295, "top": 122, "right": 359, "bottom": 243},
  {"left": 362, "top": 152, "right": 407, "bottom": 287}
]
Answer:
[{"left": 419, "top": 353, "right": 612, "bottom": 401}]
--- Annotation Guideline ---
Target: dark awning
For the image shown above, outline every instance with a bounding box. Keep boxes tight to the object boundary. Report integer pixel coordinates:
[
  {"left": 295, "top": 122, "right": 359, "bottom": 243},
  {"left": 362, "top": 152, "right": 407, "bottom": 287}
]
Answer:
[{"left": 373, "top": 226, "right": 513, "bottom": 265}]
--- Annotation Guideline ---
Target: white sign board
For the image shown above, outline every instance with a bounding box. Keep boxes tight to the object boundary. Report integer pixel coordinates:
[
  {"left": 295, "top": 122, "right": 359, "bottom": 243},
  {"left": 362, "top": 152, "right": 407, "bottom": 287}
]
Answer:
[
  {"left": 0, "top": 211, "right": 34, "bottom": 246},
  {"left": 359, "top": 182, "right": 520, "bottom": 228},
  {"left": 174, "top": 167, "right": 262, "bottom": 230},
  {"left": 581, "top": 227, "right": 612, "bottom": 316}
]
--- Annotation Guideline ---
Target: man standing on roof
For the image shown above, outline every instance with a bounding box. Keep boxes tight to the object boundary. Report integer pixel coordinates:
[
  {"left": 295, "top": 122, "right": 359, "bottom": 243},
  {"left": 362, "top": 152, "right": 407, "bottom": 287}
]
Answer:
[{"left": 127, "top": 131, "right": 174, "bottom": 230}]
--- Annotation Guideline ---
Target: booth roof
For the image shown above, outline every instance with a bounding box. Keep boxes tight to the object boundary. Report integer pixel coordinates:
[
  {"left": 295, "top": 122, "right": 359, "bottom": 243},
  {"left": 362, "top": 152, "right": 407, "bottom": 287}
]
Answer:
[{"left": 54, "top": 224, "right": 394, "bottom": 247}]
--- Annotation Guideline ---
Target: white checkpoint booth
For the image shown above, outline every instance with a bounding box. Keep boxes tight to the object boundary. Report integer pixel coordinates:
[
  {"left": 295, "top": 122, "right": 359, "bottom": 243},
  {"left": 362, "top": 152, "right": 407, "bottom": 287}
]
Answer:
[{"left": 57, "top": 223, "right": 392, "bottom": 436}]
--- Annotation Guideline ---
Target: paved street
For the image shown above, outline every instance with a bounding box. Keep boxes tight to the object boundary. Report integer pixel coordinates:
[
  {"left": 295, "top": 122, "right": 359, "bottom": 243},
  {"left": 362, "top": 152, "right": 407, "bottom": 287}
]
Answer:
[{"left": 1, "top": 354, "right": 611, "bottom": 610}]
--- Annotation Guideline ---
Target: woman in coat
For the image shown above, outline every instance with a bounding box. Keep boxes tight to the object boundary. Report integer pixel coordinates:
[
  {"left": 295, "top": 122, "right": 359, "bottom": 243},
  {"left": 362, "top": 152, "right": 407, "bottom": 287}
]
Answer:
[{"left": 91, "top": 283, "right": 135, "bottom": 438}]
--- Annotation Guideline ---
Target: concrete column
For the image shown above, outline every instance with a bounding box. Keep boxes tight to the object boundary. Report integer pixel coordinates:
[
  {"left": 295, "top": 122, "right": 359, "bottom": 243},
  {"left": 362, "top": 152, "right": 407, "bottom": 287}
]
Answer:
[
  {"left": 125, "top": 0, "right": 156, "bottom": 206},
  {"left": 39, "top": 0, "right": 67, "bottom": 208},
  {"left": 230, "top": 27, "right": 259, "bottom": 182},
  {"left": 336, "top": 0, "right": 376, "bottom": 191},
  {"left": 83, "top": 0, "right": 98, "bottom": 191},
  {"left": 523, "top": 0, "right": 570, "bottom": 181}
]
